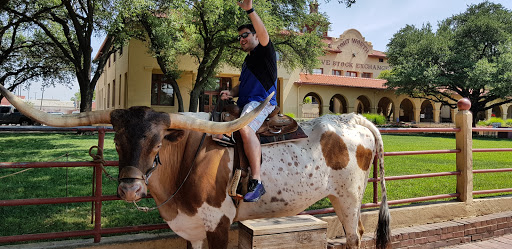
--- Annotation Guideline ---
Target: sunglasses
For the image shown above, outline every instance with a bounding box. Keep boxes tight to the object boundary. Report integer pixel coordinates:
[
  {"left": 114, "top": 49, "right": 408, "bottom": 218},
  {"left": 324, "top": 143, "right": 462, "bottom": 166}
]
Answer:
[{"left": 237, "top": 32, "right": 255, "bottom": 40}]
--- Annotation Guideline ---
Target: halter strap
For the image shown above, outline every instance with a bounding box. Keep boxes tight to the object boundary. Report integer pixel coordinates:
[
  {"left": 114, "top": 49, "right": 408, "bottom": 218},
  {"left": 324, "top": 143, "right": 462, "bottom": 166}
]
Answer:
[{"left": 133, "top": 133, "right": 207, "bottom": 212}]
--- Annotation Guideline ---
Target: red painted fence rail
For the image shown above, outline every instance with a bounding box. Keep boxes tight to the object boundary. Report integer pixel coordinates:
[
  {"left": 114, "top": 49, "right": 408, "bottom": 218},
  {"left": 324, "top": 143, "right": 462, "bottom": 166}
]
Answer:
[{"left": 1, "top": 122, "right": 512, "bottom": 244}]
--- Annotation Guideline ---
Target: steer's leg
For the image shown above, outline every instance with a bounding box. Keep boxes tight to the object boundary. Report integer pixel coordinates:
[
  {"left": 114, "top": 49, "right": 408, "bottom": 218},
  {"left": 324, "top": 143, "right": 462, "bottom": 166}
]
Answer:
[
  {"left": 188, "top": 240, "right": 204, "bottom": 249},
  {"left": 329, "top": 195, "right": 362, "bottom": 249},
  {"left": 205, "top": 216, "right": 230, "bottom": 249}
]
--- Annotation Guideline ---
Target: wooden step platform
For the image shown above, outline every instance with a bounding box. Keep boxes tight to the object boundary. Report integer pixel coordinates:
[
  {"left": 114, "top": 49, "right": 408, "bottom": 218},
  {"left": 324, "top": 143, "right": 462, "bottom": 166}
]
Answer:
[{"left": 238, "top": 215, "right": 327, "bottom": 249}]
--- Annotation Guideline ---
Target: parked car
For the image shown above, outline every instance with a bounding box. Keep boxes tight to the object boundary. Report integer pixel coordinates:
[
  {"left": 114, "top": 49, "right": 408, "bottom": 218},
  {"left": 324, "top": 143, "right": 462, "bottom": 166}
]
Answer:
[
  {"left": 47, "top": 112, "right": 64, "bottom": 115},
  {"left": 0, "top": 105, "right": 38, "bottom": 125}
]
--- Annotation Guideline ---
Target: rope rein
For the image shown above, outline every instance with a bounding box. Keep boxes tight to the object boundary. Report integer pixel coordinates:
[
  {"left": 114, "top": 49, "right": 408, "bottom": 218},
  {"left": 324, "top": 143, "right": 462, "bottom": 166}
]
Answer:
[
  {"left": 88, "top": 134, "right": 206, "bottom": 213},
  {"left": 89, "top": 146, "right": 118, "bottom": 181},
  {"left": 0, "top": 153, "right": 71, "bottom": 179}
]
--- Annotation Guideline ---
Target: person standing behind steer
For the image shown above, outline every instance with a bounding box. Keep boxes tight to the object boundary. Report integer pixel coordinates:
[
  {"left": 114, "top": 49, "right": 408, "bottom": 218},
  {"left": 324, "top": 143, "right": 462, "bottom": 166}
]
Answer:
[{"left": 218, "top": 0, "right": 277, "bottom": 202}]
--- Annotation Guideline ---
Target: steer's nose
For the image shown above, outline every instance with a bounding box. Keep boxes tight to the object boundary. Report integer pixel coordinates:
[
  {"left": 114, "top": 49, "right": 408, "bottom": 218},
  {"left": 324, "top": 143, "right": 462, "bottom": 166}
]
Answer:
[{"left": 117, "top": 182, "right": 146, "bottom": 202}]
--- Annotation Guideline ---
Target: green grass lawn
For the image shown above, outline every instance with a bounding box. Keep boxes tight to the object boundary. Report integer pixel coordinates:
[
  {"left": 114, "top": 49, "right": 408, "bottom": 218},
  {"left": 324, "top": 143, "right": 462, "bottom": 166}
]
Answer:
[{"left": 1, "top": 132, "right": 511, "bottom": 242}]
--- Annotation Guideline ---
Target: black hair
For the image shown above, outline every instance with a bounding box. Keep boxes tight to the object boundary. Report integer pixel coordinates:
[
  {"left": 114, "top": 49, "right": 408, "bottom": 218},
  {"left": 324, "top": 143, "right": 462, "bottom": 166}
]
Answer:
[{"left": 237, "top": 24, "right": 255, "bottom": 33}]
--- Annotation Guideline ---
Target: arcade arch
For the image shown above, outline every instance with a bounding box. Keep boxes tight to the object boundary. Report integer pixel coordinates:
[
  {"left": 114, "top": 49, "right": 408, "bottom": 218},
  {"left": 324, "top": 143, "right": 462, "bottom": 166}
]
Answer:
[
  {"left": 508, "top": 106, "right": 512, "bottom": 119},
  {"left": 302, "top": 92, "right": 322, "bottom": 118},
  {"left": 476, "top": 111, "right": 486, "bottom": 121},
  {"left": 329, "top": 94, "right": 348, "bottom": 114},
  {"left": 440, "top": 104, "right": 452, "bottom": 123},
  {"left": 377, "top": 97, "right": 394, "bottom": 122},
  {"left": 399, "top": 99, "right": 415, "bottom": 122},
  {"left": 492, "top": 106, "right": 502, "bottom": 119},
  {"left": 420, "top": 100, "right": 434, "bottom": 122},
  {"left": 356, "top": 95, "right": 371, "bottom": 114}
]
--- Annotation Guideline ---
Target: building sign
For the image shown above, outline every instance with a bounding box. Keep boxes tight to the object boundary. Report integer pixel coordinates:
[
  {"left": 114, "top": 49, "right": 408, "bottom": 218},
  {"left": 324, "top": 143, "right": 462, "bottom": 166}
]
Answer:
[
  {"left": 321, "top": 60, "right": 390, "bottom": 71},
  {"left": 335, "top": 38, "right": 370, "bottom": 54}
]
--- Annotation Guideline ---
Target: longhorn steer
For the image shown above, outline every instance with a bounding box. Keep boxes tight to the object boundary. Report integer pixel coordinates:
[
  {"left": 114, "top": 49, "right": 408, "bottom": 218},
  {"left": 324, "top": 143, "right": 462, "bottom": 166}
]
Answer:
[{"left": 0, "top": 85, "right": 390, "bottom": 249}]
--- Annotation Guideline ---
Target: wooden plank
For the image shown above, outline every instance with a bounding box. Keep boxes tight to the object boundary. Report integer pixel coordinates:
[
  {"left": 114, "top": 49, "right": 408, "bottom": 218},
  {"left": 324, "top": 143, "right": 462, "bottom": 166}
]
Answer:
[
  {"left": 239, "top": 215, "right": 327, "bottom": 236},
  {"left": 251, "top": 229, "right": 326, "bottom": 249}
]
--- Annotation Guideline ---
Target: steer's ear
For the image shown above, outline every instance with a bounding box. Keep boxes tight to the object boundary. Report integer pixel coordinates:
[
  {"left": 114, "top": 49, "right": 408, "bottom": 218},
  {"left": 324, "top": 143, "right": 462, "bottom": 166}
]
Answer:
[{"left": 164, "top": 129, "right": 185, "bottom": 143}]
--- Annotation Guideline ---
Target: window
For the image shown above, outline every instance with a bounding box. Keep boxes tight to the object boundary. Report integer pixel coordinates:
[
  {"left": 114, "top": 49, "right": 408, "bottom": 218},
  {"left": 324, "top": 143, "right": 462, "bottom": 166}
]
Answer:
[
  {"left": 0, "top": 106, "right": 10, "bottom": 113},
  {"left": 112, "top": 80, "right": 116, "bottom": 108},
  {"left": 332, "top": 70, "right": 342, "bottom": 76},
  {"left": 119, "top": 46, "right": 123, "bottom": 56},
  {"left": 151, "top": 74, "right": 174, "bottom": 106},
  {"left": 107, "top": 83, "right": 110, "bottom": 108},
  {"left": 345, "top": 71, "right": 357, "bottom": 77},
  {"left": 379, "top": 58, "right": 384, "bottom": 62},
  {"left": 312, "top": 68, "right": 323, "bottom": 74},
  {"left": 362, "top": 72, "right": 372, "bottom": 78},
  {"left": 108, "top": 56, "right": 111, "bottom": 67},
  {"left": 119, "top": 75, "right": 122, "bottom": 106}
]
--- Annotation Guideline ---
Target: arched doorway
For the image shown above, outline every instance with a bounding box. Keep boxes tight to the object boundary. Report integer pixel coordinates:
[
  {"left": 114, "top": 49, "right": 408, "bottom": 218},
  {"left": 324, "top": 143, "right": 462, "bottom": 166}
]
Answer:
[
  {"left": 492, "top": 106, "right": 502, "bottom": 119},
  {"left": 329, "top": 94, "right": 347, "bottom": 114},
  {"left": 476, "top": 111, "right": 487, "bottom": 121},
  {"left": 508, "top": 106, "right": 512, "bottom": 119},
  {"left": 399, "top": 99, "right": 414, "bottom": 122},
  {"left": 440, "top": 104, "right": 452, "bottom": 123},
  {"left": 302, "top": 92, "right": 322, "bottom": 118},
  {"left": 356, "top": 95, "right": 371, "bottom": 114},
  {"left": 420, "top": 100, "right": 434, "bottom": 122},
  {"left": 377, "top": 97, "right": 394, "bottom": 122}
]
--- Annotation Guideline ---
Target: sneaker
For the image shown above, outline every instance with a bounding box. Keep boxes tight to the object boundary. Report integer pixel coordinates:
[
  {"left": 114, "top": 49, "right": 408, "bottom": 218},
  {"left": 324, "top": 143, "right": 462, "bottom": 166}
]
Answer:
[
  {"left": 212, "top": 135, "right": 235, "bottom": 147},
  {"left": 244, "top": 179, "right": 266, "bottom": 202}
]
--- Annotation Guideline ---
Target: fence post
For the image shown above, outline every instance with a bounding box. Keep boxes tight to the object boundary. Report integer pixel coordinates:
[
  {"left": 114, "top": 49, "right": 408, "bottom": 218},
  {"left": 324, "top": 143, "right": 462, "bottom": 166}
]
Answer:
[
  {"left": 455, "top": 98, "right": 473, "bottom": 203},
  {"left": 93, "top": 127, "right": 106, "bottom": 243}
]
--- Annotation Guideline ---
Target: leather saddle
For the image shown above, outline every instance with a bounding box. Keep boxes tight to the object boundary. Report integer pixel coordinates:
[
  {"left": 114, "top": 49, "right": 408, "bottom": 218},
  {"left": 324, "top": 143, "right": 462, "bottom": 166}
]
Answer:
[{"left": 218, "top": 104, "right": 299, "bottom": 138}]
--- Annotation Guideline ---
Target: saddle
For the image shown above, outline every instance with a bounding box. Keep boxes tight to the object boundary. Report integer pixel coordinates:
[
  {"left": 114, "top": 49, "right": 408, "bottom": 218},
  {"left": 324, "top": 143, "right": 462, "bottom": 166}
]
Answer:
[
  {"left": 219, "top": 104, "right": 301, "bottom": 140},
  {"left": 213, "top": 102, "right": 308, "bottom": 203}
]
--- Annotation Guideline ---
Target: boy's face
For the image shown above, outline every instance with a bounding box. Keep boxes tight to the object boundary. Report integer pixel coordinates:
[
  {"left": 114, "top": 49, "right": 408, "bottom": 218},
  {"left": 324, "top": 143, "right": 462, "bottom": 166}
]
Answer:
[{"left": 239, "top": 28, "right": 258, "bottom": 52}]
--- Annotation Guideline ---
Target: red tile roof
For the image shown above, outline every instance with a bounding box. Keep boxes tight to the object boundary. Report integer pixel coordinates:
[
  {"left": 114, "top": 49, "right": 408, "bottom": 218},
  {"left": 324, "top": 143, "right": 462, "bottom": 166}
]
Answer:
[
  {"left": 296, "top": 73, "right": 388, "bottom": 89},
  {"left": 368, "top": 49, "right": 387, "bottom": 58},
  {"left": 1, "top": 96, "right": 25, "bottom": 105}
]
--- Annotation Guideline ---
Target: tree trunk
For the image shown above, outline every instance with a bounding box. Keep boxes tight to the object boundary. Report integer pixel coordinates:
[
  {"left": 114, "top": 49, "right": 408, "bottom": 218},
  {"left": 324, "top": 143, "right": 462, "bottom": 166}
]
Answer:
[
  {"left": 80, "top": 87, "right": 94, "bottom": 112},
  {"left": 168, "top": 77, "right": 184, "bottom": 112},
  {"left": 188, "top": 88, "right": 202, "bottom": 112}
]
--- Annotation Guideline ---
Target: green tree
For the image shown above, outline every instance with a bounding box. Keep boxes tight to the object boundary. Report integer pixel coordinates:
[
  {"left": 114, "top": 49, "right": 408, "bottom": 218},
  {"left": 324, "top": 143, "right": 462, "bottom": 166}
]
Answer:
[
  {"left": 0, "top": 1, "right": 67, "bottom": 102},
  {"left": 2, "top": 0, "right": 125, "bottom": 112},
  {"left": 70, "top": 91, "right": 95, "bottom": 108},
  {"left": 121, "top": 0, "right": 351, "bottom": 112},
  {"left": 383, "top": 1, "right": 512, "bottom": 125}
]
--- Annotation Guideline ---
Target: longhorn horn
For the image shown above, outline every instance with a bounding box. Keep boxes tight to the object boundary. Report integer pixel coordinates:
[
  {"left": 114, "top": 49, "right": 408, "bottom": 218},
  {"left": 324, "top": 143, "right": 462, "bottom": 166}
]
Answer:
[
  {"left": 0, "top": 84, "right": 112, "bottom": 127},
  {"left": 169, "top": 92, "right": 275, "bottom": 134}
]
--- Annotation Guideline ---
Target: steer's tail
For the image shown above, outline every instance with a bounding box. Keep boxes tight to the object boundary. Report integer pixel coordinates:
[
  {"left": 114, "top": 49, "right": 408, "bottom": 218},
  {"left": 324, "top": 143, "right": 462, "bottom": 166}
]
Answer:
[{"left": 349, "top": 114, "right": 391, "bottom": 249}]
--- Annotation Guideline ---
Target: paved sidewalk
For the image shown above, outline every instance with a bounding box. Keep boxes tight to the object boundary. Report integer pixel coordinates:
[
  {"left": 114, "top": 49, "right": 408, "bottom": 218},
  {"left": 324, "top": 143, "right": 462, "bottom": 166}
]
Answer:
[{"left": 444, "top": 233, "right": 512, "bottom": 248}]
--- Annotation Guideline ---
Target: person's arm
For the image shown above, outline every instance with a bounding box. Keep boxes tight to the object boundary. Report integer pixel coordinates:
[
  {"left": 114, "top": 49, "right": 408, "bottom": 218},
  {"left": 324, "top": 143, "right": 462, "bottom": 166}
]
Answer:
[{"left": 237, "top": 0, "right": 269, "bottom": 46}]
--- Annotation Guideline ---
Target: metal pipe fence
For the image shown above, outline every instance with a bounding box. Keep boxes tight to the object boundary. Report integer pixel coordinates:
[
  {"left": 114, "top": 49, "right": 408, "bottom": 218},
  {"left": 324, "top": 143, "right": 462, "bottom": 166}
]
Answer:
[{"left": 1, "top": 107, "right": 511, "bottom": 244}]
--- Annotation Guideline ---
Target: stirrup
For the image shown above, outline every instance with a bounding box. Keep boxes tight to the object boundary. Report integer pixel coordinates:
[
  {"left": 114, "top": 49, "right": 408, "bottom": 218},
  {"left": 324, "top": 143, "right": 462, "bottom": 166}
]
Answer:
[{"left": 213, "top": 135, "right": 235, "bottom": 147}]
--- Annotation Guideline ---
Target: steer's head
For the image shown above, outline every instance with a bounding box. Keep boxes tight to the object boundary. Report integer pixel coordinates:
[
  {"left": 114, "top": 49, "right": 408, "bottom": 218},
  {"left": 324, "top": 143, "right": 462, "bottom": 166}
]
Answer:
[
  {"left": 111, "top": 107, "right": 173, "bottom": 202},
  {"left": 0, "top": 84, "right": 273, "bottom": 203}
]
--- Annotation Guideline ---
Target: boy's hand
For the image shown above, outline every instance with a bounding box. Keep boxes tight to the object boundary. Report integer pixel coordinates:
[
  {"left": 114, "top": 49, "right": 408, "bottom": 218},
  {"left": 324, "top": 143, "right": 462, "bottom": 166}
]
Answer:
[
  {"left": 220, "top": 90, "right": 232, "bottom": 100},
  {"left": 237, "top": 0, "right": 252, "bottom": 11}
]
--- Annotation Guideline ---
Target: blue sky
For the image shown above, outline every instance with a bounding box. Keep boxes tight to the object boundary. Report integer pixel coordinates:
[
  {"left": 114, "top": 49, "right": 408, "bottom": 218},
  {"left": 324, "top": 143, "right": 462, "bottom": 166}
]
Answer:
[
  {"left": 319, "top": 0, "right": 512, "bottom": 52},
  {"left": 30, "top": 0, "right": 512, "bottom": 101}
]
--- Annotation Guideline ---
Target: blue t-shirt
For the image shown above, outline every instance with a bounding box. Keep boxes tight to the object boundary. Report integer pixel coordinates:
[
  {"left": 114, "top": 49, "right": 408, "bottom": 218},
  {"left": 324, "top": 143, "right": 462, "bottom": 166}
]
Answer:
[{"left": 237, "top": 41, "right": 278, "bottom": 108}]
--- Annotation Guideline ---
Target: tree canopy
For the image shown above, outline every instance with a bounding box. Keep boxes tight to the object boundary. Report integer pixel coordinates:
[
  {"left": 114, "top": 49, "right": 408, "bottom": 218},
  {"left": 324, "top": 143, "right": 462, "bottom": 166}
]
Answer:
[
  {"left": 119, "top": 0, "right": 347, "bottom": 112},
  {"left": 383, "top": 1, "right": 512, "bottom": 125},
  {"left": 2, "top": 0, "right": 355, "bottom": 112},
  {"left": 1, "top": 0, "right": 124, "bottom": 111},
  {"left": 0, "top": 0, "right": 70, "bottom": 101}
]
